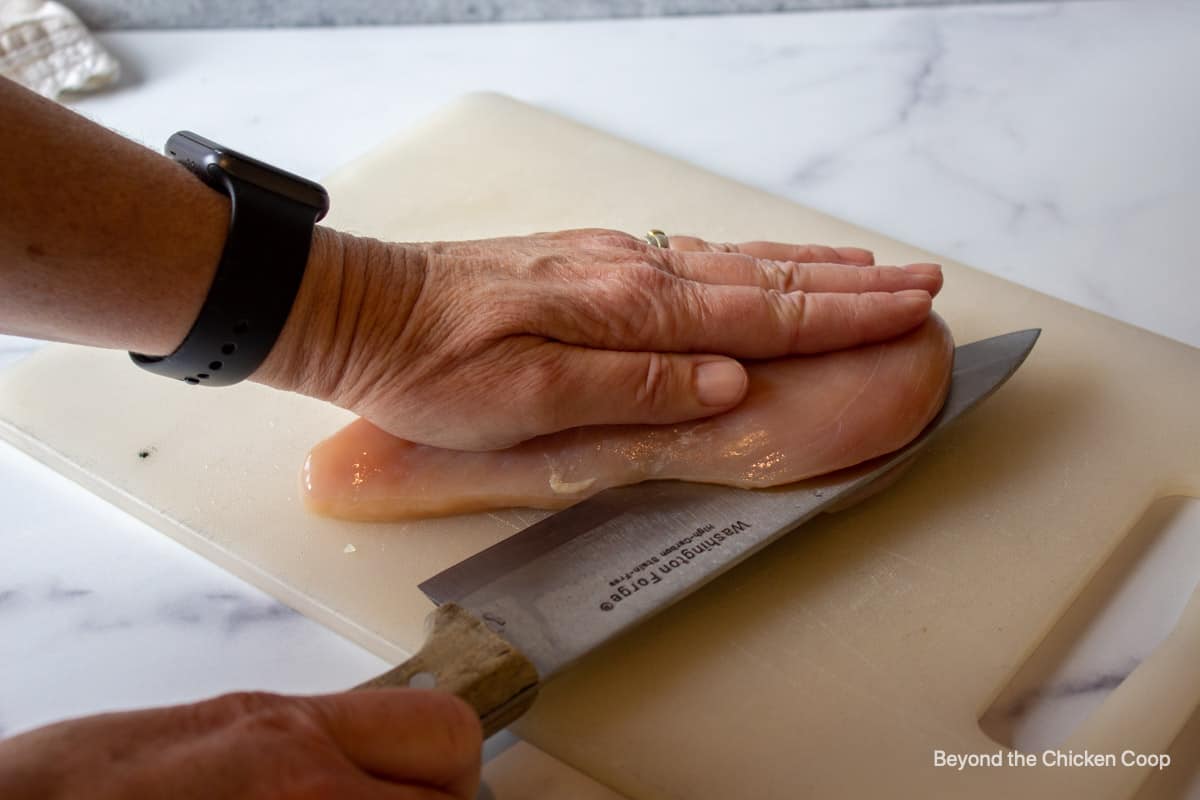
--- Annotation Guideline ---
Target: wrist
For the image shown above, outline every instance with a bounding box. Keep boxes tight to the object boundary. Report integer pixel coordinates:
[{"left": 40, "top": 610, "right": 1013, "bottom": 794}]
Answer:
[
  {"left": 253, "top": 228, "right": 425, "bottom": 403},
  {"left": 252, "top": 225, "right": 346, "bottom": 397}
]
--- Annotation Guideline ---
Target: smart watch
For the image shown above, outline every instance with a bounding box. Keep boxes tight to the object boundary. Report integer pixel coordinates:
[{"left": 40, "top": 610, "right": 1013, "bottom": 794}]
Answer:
[{"left": 129, "top": 131, "right": 330, "bottom": 386}]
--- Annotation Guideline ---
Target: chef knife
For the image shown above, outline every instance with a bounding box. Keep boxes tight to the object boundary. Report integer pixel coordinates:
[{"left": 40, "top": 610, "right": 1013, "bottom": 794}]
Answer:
[{"left": 357, "top": 329, "right": 1041, "bottom": 736}]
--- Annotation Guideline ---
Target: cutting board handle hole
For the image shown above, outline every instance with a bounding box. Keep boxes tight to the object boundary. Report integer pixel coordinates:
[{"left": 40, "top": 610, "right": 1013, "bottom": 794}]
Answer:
[{"left": 979, "top": 494, "right": 1200, "bottom": 755}]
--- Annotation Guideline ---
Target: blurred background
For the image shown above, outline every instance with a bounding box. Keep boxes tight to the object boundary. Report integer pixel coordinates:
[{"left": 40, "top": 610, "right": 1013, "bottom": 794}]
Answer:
[{"left": 66, "top": 0, "right": 1082, "bottom": 29}]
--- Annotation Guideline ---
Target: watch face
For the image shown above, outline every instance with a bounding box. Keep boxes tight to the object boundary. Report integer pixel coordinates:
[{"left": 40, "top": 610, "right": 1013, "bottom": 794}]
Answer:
[{"left": 166, "top": 131, "right": 330, "bottom": 220}]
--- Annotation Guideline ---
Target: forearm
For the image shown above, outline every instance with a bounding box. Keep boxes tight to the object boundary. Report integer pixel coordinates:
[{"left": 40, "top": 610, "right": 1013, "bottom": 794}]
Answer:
[
  {"left": 0, "top": 76, "right": 234, "bottom": 355},
  {"left": 0, "top": 736, "right": 52, "bottom": 800},
  {"left": 0, "top": 77, "right": 431, "bottom": 404}
]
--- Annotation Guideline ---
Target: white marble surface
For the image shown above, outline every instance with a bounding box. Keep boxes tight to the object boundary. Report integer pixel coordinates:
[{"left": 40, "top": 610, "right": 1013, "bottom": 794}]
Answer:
[
  {"left": 2, "top": 0, "right": 1199, "bottom": 794},
  {"left": 68, "top": 0, "right": 1066, "bottom": 30}
]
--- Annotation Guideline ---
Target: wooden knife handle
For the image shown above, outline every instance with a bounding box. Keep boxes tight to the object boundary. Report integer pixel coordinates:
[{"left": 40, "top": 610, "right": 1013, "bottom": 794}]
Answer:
[{"left": 354, "top": 603, "right": 540, "bottom": 738}]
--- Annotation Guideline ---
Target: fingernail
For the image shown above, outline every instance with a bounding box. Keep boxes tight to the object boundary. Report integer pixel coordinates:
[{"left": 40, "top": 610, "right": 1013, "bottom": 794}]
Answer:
[
  {"left": 836, "top": 247, "right": 874, "bottom": 265},
  {"left": 902, "top": 263, "right": 942, "bottom": 277},
  {"left": 897, "top": 289, "right": 932, "bottom": 306},
  {"left": 694, "top": 360, "right": 747, "bottom": 407}
]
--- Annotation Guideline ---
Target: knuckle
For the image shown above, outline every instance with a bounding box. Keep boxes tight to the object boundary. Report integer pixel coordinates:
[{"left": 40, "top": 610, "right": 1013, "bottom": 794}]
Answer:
[
  {"left": 600, "top": 266, "right": 670, "bottom": 323},
  {"left": 524, "top": 252, "right": 572, "bottom": 280},
  {"left": 651, "top": 248, "right": 688, "bottom": 276},
  {"left": 554, "top": 228, "right": 642, "bottom": 250},
  {"left": 202, "top": 690, "right": 283, "bottom": 722},
  {"left": 593, "top": 229, "right": 642, "bottom": 249},
  {"left": 542, "top": 227, "right": 605, "bottom": 240},
  {"left": 621, "top": 263, "right": 676, "bottom": 296},
  {"left": 188, "top": 692, "right": 327, "bottom": 749},
  {"left": 633, "top": 352, "right": 675, "bottom": 410},
  {"left": 245, "top": 706, "right": 318, "bottom": 740},
  {"left": 792, "top": 293, "right": 812, "bottom": 343},
  {"left": 588, "top": 247, "right": 655, "bottom": 276},
  {"left": 559, "top": 227, "right": 597, "bottom": 239},
  {"left": 765, "top": 288, "right": 805, "bottom": 335},
  {"left": 670, "top": 279, "right": 711, "bottom": 329},
  {"left": 221, "top": 692, "right": 315, "bottom": 734},
  {"left": 762, "top": 286, "right": 788, "bottom": 313},
  {"left": 586, "top": 268, "right": 682, "bottom": 347},
  {"left": 184, "top": 694, "right": 350, "bottom": 800},
  {"left": 762, "top": 259, "right": 802, "bottom": 292}
]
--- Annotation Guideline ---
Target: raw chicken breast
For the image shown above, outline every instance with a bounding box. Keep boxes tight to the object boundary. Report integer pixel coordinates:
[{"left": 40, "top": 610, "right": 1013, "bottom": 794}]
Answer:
[{"left": 304, "top": 315, "right": 954, "bottom": 521}]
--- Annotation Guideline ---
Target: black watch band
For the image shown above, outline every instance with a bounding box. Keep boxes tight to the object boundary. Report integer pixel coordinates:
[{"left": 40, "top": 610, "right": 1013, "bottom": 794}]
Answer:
[{"left": 130, "top": 132, "right": 329, "bottom": 387}]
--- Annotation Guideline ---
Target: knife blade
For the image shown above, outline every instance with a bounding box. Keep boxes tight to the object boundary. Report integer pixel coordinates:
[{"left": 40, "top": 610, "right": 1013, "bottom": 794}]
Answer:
[{"left": 357, "top": 328, "right": 1040, "bottom": 735}]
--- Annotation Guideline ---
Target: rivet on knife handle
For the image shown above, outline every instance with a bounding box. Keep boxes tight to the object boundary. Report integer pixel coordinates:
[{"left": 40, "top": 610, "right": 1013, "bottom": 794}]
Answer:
[{"left": 354, "top": 603, "right": 540, "bottom": 737}]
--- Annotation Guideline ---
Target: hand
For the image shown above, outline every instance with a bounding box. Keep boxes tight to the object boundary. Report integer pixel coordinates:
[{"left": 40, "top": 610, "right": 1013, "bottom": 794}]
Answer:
[
  {"left": 1, "top": 80, "right": 937, "bottom": 450},
  {"left": 259, "top": 227, "right": 942, "bottom": 450},
  {"left": 0, "top": 689, "right": 481, "bottom": 800}
]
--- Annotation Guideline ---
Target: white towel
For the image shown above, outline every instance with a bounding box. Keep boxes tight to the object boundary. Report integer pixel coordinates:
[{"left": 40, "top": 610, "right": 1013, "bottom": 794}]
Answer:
[{"left": 0, "top": 0, "right": 118, "bottom": 97}]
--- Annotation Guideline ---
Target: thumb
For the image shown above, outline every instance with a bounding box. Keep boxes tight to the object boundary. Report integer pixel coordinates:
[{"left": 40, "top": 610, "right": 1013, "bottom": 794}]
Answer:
[
  {"left": 534, "top": 346, "right": 748, "bottom": 432},
  {"left": 310, "top": 688, "right": 482, "bottom": 798}
]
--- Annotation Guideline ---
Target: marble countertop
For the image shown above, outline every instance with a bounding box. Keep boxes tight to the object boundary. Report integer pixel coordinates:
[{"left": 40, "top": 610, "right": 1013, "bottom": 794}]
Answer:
[
  {"left": 72, "top": 0, "right": 1061, "bottom": 30},
  {"left": 2, "top": 0, "right": 1198, "bottom": 795}
]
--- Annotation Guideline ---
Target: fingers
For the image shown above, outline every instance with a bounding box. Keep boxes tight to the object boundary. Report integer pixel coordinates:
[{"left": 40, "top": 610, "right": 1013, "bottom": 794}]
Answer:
[
  {"left": 693, "top": 284, "right": 933, "bottom": 357},
  {"left": 522, "top": 345, "right": 749, "bottom": 432},
  {"left": 645, "top": 283, "right": 933, "bottom": 358},
  {"left": 662, "top": 250, "right": 943, "bottom": 297},
  {"left": 539, "top": 270, "right": 932, "bottom": 359},
  {"left": 666, "top": 234, "right": 875, "bottom": 266},
  {"left": 627, "top": 234, "right": 942, "bottom": 353},
  {"left": 312, "top": 689, "right": 482, "bottom": 800},
  {"left": 538, "top": 229, "right": 876, "bottom": 267}
]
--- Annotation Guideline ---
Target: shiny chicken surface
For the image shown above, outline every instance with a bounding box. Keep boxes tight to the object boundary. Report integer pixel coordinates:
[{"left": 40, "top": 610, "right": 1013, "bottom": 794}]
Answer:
[{"left": 303, "top": 315, "right": 954, "bottom": 520}]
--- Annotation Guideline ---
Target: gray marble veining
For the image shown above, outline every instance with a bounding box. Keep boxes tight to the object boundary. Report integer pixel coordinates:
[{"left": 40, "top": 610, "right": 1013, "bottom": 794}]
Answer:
[{"left": 70, "top": 0, "right": 1081, "bottom": 30}]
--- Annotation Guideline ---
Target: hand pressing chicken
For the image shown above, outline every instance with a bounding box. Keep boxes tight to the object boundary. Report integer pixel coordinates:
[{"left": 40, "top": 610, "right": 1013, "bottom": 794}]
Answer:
[{"left": 304, "top": 314, "right": 953, "bottom": 520}]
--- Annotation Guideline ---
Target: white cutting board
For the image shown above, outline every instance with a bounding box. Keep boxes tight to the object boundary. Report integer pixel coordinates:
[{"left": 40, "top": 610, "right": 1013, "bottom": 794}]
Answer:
[{"left": 1, "top": 94, "right": 1198, "bottom": 799}]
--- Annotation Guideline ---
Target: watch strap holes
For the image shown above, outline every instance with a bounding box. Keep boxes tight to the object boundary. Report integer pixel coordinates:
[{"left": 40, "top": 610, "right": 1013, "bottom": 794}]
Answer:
[{"left": 131, "top": 132, "right": 323, "bottom": 387}]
